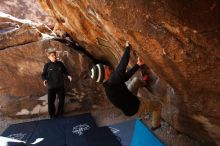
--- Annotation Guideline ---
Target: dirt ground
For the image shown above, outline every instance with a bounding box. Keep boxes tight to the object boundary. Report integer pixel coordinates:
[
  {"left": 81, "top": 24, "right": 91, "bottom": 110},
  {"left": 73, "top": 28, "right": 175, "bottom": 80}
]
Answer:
[{"left": 0, "top": 106, "right": 204, "bottom": 146}]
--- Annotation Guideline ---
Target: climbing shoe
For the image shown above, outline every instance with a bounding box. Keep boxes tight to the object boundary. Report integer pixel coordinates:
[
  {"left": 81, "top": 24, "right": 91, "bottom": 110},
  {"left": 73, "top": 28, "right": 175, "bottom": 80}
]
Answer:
[{"left": 151, "top": 125, "right": 161, "bottom": 131}]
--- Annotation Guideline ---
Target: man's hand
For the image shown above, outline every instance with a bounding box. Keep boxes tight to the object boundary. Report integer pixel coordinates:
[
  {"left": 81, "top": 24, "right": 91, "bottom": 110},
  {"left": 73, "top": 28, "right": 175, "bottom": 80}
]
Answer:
[
  {"left": 68, "top": 75, "right": 72, "bottom": 82},
  {"left": 43, "top": 80, "right": 47, "bottom": 87},
  {"left": 137, "top": 57, "right": 145, "bottom": 66}
]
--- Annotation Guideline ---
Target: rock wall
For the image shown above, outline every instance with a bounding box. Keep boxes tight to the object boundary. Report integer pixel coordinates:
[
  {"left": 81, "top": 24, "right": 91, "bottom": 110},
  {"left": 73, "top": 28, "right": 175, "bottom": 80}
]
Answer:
[
  {"left": 0, "top": 13, "right": 107, "bottom": 118},
  {"left": 38, "top": 0, "right": 220, "bottom": 145},
  {"left": 0, "top": 0, "right": 54, "bottom": 26}
]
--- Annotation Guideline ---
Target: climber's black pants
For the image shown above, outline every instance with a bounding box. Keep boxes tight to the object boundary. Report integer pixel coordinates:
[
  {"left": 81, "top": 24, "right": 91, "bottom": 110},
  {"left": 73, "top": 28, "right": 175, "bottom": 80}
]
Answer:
[{"left": 48, "top": 87, "right": 65, "bottom": 117}]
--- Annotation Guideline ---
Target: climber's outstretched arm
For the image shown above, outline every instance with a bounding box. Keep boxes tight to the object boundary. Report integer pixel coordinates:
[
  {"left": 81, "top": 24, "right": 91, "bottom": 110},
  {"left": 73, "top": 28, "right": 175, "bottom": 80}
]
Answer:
[
  {"left": 108, "top": 46, "right": 131, "bottom": 84},
  {"left": 115, "top": 46, "right": 131, "bottom": 76}
]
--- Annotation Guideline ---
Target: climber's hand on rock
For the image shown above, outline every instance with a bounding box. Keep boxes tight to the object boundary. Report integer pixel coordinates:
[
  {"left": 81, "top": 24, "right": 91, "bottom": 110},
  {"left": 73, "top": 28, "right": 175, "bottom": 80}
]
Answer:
[
  {"left": 68, "top": 75, "right": 72, "bottom": 82},
  {"left": 137, "top": 57, "right": 145, "bottom": 66},
  {"left": 43, "top": 80, "right": 47, "bottom": 87},
  {"left": 125, "top": 41, "right": 131, "bottom": 48}
]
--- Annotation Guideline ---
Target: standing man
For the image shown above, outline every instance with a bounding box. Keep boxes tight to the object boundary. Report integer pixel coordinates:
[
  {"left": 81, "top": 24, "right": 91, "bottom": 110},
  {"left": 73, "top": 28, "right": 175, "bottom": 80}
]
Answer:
[
  {"left": 41, "top": 48, "right": 72, "bottom": 118},
  {"left": 90, "top": 42, "right": 161, "bottom": 130}
]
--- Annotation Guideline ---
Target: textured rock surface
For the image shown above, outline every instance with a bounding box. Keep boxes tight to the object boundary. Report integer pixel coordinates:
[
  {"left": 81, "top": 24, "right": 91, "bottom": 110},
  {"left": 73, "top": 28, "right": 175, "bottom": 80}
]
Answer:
[
  {"left": 39, "top": 0, "right": 220, "bottom": 145},
  {"left": 0, "top": 0, "right": 54, "bottom": 26},
  {"left": 0, "top": 13, "right": 107, "bottom": 118}
]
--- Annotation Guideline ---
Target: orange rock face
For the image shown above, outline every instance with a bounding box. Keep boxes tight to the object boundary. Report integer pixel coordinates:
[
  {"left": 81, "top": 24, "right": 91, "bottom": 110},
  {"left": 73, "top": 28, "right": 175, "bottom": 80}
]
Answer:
[
  {"left": 0, "top": 0, "right": 54, "bottom": 26},
  {"left": 39, "top": 0, "right": 220, "bottom": 145}
]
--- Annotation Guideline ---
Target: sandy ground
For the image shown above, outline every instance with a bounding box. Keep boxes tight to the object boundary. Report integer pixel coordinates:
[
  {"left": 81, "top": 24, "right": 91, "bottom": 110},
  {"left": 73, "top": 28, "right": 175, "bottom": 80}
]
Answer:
[{"left": 0, "top": 107, "right": 203, "bottom": 146}]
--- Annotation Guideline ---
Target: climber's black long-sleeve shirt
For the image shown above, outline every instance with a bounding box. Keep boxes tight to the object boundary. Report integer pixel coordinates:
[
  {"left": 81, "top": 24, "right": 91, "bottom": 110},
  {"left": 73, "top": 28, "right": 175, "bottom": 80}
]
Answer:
[
  {"left": 41, "top": 60, "right": 69, "bottom": 89},
  {"left": 103, "top": 47, "right": 140, "bottom": 116}
]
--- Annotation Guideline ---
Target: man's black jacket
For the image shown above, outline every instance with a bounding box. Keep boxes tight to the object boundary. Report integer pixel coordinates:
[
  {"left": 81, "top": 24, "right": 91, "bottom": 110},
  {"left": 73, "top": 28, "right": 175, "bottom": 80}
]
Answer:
[
  {"left": 41, "top": 60, "right": 69, "bottom": 89},
  {"left": 103, "top": 47, "right": 140, "bottom": 116}
]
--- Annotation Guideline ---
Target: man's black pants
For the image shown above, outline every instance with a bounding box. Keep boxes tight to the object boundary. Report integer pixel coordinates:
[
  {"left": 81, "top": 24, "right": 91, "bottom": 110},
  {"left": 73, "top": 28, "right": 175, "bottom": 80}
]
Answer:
[{"left": 48, "top": 87, "right": 65, "bottom": 117}]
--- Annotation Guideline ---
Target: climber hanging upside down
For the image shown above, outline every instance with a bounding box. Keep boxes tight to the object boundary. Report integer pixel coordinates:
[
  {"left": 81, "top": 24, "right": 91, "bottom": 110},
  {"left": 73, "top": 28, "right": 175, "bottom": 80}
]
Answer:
[{"left": 90, "top": 41, "right": 162, "bottom": 130}]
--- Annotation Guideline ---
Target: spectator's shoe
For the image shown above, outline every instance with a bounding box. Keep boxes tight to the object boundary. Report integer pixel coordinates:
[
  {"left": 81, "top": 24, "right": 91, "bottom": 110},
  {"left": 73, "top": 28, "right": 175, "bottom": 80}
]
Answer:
[
  {"left": 56, "top": 114, "right": 64, "bottom": 118},
  {"left": 50, "top": 115, "right": 56, "bottom": 119}
]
